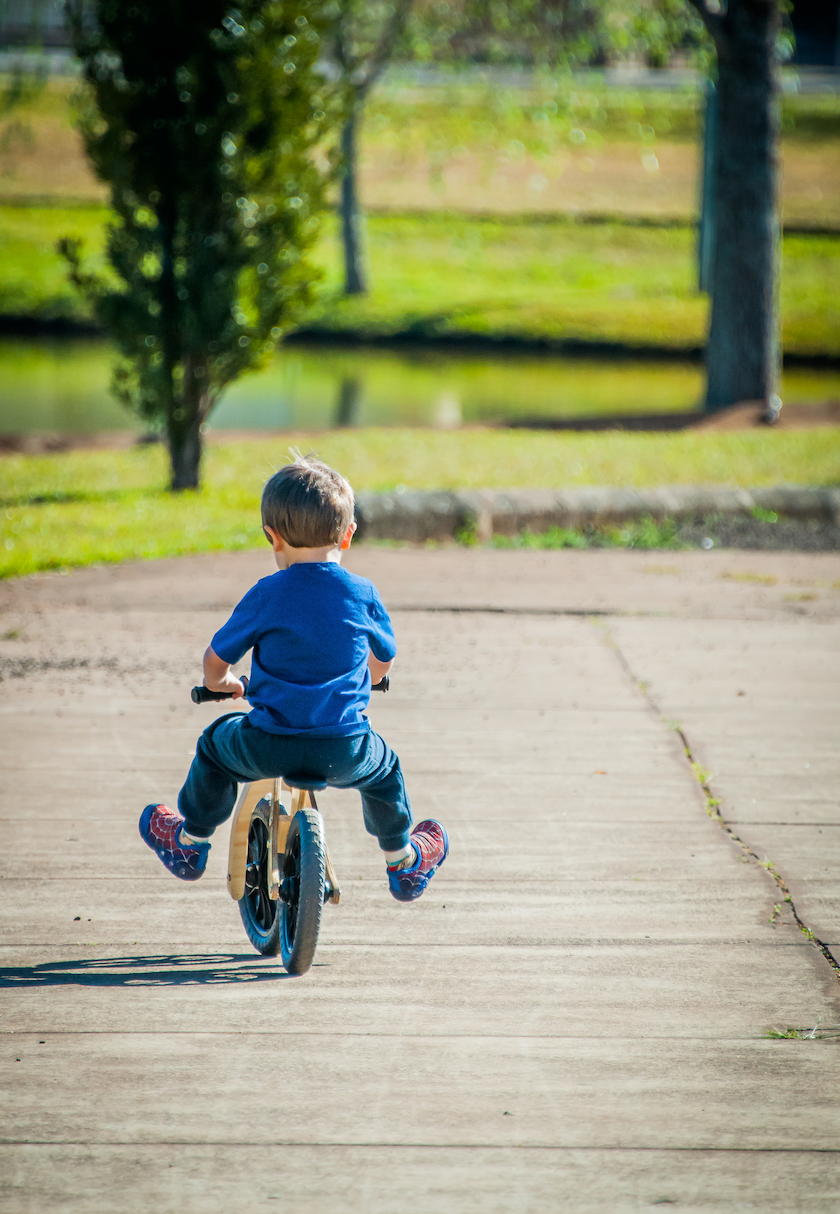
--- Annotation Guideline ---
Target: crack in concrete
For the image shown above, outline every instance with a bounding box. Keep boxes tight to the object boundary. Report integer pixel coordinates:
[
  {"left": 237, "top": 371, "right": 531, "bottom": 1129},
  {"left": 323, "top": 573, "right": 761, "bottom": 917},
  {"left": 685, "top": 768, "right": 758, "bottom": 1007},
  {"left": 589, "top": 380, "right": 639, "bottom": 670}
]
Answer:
[{"left": 596, "top": 619, "right": 840, "bottom": 986}]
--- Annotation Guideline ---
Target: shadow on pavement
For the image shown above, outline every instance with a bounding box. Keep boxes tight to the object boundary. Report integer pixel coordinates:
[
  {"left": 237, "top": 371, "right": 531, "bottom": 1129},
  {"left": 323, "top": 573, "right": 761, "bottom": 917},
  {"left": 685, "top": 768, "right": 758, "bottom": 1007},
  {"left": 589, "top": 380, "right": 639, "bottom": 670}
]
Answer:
[{"left": 0, "top": 953, "right": 291, "bottom": 987}]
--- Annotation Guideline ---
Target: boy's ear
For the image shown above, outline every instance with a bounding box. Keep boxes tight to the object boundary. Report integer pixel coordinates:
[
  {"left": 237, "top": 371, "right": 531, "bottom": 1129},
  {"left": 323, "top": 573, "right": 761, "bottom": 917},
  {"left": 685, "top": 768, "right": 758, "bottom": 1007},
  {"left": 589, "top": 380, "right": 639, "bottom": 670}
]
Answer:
[
  {"left": 340, "top": 521, "right": 357, "bottom": 551},
  {"left": 263, "top": 525, "right": 284, "bottom": 552}
]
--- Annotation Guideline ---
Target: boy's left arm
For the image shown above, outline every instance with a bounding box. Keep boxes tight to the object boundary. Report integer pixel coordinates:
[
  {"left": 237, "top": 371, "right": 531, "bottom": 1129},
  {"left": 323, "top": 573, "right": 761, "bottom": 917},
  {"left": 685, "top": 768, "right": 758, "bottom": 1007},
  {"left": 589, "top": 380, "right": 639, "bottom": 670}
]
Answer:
[
  {"left": 203, "top": 646, "right": 246, "bottom": 698},
  {"left": 205, "top": 581, "right": 262, "bottom": 697}
]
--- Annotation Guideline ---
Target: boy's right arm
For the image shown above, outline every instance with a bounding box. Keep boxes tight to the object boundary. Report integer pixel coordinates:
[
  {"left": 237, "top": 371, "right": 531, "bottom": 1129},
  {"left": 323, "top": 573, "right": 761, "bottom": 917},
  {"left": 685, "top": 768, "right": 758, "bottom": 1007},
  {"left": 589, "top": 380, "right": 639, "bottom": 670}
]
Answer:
[
  {"left": 203, "top": 646, "right": 246, "bottom": 698},
  {"left": 366, "top": 584, "right": 397, "bottom": 685}
]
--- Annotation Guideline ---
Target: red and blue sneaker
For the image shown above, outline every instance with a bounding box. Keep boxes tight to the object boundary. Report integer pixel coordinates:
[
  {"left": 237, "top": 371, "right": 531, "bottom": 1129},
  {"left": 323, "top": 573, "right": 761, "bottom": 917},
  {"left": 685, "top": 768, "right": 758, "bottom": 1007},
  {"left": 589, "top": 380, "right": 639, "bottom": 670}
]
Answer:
[
  {"left": 387, "top": 820, "right": 448, "bottom": 903},
  {"left": 139, "top": 804, "right": 210, "bottom": 882}
]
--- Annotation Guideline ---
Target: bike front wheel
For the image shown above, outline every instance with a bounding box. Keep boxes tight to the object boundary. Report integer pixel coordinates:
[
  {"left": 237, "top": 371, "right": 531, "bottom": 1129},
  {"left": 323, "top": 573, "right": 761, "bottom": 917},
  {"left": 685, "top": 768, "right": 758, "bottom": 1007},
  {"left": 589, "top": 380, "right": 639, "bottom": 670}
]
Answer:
[{"left": 280, "top": 806, "right": 326, "bottom": 976}]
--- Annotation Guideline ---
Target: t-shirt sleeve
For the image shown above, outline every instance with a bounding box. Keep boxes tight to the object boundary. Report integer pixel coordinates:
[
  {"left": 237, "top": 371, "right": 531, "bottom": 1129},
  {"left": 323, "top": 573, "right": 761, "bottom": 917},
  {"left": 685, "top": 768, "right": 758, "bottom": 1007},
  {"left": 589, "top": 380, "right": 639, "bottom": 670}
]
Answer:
[
  {"left": 367, "top": 587, "right": 397, "bottom": 662},
  {"left": 211, "top": 582, "right": 263, "bottom": 664}
]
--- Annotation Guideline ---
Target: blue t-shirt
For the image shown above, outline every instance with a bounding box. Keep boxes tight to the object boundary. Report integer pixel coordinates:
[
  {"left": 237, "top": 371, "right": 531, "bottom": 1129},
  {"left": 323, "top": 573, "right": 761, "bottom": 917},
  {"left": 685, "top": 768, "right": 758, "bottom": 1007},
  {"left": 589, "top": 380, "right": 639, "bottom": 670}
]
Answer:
[{"left": 210, "top": 562, "right": 396, "bottom": 737}]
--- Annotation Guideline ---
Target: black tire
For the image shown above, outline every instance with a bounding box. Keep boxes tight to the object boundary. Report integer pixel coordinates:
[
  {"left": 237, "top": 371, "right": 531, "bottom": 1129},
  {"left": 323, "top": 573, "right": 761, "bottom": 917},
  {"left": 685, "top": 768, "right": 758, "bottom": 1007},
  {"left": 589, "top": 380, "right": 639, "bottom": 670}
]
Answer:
[
  {"left": 238, "top": 798, "right": 281, "bottom": 956},
  {"left": 280, "top": 807, "right": 326, "bottom": 976}
]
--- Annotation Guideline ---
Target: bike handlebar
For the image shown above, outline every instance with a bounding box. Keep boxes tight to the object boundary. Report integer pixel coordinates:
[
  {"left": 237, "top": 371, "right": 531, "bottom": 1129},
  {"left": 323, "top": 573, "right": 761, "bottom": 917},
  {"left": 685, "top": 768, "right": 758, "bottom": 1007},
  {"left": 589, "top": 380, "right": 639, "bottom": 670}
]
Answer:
[
  {"left": 191, "top": 675, "right": 250, "bottom": 704},
  {"left": 190, "top": 672, "right": 389, "bottom": 703}
]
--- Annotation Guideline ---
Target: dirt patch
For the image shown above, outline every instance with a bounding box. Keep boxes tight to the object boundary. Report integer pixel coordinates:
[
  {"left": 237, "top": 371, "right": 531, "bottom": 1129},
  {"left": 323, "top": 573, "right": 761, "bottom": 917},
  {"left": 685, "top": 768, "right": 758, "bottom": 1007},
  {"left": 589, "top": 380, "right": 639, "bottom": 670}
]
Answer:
[
  {"left": 2, "top": 399, "right": 839, "bottom": 458},
  {"left": 0, "top": 653, "right": 149, "bottom": 681},
  {"left": 507, "top": 401, "right": 840, "bottom": 431},
  {"left": 0, "top": 431, "right": 139, "bottom": 456},
  {"left": 693, "top": 401, "right": 840, "bottom": 430}
]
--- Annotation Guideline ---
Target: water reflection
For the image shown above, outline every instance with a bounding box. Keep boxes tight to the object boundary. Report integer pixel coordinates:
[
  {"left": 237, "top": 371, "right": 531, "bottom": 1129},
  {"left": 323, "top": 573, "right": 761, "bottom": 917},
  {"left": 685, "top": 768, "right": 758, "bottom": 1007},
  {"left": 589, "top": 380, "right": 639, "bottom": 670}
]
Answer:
[
  {"left": 0, "top": 336, "right": 837, "bottom": 434},
  {"left": 335, "top": 376, "right": 362, "bottom": 428}
]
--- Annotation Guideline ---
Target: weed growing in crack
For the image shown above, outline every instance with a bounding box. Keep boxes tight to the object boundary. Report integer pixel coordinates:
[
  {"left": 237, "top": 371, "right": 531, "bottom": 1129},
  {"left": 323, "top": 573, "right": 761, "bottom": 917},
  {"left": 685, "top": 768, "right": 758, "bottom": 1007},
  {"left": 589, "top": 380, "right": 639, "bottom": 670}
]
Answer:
[
  {"left": 689, "top": 759, "right": 713, "bottom": 786},
  {"left": 594, "top": 616, "right": 840, "bottom": 988},
  {"left": 765, "top": 1018, "right": 840, "bottom": 1041},
  {"left": 486, "top": 516, "right": 685, "bottom": 552}
]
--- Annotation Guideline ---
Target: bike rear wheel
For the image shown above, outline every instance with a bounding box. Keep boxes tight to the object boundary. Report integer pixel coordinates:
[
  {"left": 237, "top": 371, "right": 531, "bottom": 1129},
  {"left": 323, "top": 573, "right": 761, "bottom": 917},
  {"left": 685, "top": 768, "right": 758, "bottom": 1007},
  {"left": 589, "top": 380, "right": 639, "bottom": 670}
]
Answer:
[
  {"left": 280, "top": 806, "right": 326, "bottom": 976},
  {"left": 238, "top": 798, "right": 281, "bottom": 956}
]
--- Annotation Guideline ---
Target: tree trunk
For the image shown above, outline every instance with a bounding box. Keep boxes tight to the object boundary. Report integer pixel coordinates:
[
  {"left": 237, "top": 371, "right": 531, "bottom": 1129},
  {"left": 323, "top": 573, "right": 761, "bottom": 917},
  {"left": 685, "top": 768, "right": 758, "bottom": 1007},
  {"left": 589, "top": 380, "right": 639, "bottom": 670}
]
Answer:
[
  {"left": 167, "top": 361, "right": 208, "bottom": 491},
  {"left": 167, "top": 411, "right": 202, "bottom": 490},
  {"left": 704, "top": 0, "right": 780, "bottom": 413},
  {"left": 697, "top": 79, "right": 718, "bottom": 294},
  {"left": 340, "top": 106, "right": 367, "bottom": 296}
]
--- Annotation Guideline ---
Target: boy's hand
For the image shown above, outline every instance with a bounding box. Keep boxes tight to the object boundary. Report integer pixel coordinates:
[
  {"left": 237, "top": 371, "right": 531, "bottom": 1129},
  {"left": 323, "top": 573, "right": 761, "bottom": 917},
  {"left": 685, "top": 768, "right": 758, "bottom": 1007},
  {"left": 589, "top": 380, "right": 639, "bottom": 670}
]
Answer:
[
  {"left": 203, "top": 646, "right": 245, "bottom": 698},
  {"left": 204, "top": 671, "right": 246, "bottom": 699}
]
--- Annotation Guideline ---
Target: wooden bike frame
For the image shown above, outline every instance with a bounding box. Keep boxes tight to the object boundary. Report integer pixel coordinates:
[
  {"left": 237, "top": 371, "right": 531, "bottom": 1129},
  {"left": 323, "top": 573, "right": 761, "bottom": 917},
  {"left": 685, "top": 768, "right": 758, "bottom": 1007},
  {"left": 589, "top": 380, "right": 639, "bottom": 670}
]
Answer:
[{"left": 227, "top": 778, "right": 340, "bottom": 905}]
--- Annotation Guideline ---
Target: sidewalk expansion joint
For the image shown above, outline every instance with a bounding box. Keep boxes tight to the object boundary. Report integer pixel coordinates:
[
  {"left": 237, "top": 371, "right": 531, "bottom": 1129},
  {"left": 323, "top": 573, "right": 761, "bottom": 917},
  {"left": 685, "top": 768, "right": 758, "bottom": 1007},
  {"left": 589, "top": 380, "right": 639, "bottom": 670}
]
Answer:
[
  {"left": 3, "top": 1140, "right": 840, "bottom": 1152},
  {"left": 594, "top": 618, "right": 840, "bottom": 987}
]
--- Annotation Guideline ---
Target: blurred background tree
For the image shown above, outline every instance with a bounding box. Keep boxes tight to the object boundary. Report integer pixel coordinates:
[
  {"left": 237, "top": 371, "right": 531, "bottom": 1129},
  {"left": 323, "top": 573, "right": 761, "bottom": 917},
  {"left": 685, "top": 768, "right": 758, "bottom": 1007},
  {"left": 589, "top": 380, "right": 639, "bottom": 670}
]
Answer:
[
  {"left": 406, "top": 0, "right": 705, "bottom": 70},
  {"left": 0, "top": 1, "right": 48, "bottom": 169},
  {"left": 329, "top": 0, "right": 414, "bottom": 295},
  {"left": 328, "top": 0, "right": 706, "bottom": 294},
  {"left": 60, "top": 0, "right": 341, "bottom": 490},
  {"left": 408, "top": 0, "right": 785, "bottom": 418},
  {"left": 688, "top": 0, "right": 782, "bottom": 414}
]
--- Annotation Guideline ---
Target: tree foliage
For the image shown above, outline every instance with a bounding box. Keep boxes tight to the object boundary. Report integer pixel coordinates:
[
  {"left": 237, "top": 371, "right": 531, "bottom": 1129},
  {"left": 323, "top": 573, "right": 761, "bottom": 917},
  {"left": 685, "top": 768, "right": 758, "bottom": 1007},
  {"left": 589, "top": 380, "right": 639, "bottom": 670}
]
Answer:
[
  {"left": 405, "top": 0, "right": 707, "bottom": 70},
  {"left": 61, "top": 0, "right": 341, "bottom": 489},
  {"left": 332, "top": 0, "right": 415, "bottom": 89}
]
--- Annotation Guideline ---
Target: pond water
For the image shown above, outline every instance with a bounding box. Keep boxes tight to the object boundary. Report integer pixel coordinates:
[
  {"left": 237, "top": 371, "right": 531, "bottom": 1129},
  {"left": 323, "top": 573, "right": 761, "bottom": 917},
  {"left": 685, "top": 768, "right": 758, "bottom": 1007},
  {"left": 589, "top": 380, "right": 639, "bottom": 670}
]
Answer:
[{"left": 0, "top": 337, "right": 837, "bottom": 434}]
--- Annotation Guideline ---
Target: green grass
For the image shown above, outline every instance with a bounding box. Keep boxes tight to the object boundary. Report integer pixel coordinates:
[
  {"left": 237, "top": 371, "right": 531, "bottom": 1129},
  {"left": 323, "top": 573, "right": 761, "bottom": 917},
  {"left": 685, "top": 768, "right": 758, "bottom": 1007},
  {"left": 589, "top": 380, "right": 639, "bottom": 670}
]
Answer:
[
  {"left": 0, "top": 79, "right": 837, "bottom": 352},
  {"left": 367, "top": 77, "right": 840, "bottom": 157},
  {"left": 1, "top": 203, "right": 838, "bottom": 356},
  {"left": 0, "top": 201, "right": 106, "bottom": 320},
  {"left": 2, "top": 426, "right": 838, "bottom": 577},
  {"left": 309, "top": 214, "right": 708, "bottom": 349},
  {"left": 308, "top": 214, "right": 840, "bottom": 356},
  {"left": 364, "top": 78, "right": 703, "bottom": 172},
  {"left": 478, "top": 517, "right": 685, "bottom": 550}
]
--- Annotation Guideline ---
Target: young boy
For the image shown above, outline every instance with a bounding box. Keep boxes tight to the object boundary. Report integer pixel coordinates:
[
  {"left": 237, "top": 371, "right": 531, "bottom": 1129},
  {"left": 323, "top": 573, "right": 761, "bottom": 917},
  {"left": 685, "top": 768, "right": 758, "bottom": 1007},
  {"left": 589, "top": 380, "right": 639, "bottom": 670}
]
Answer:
[{"left": 139, "top": 455, "right": 447, "bottom": 902}]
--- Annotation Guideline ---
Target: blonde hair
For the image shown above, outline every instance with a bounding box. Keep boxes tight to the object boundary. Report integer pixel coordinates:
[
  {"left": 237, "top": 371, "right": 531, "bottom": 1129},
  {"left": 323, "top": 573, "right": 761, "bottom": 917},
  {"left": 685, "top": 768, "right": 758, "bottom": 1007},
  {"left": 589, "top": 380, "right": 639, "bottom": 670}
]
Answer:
[{"left": 261, "top": 455, "right": 354, "bottom": 548}]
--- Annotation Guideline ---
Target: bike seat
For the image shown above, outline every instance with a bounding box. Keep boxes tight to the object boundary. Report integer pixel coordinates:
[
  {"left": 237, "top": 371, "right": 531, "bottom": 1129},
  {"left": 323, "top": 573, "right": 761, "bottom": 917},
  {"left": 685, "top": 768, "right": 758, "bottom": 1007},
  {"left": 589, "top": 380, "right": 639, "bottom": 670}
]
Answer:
[{"left": 283, "top": 773, "right": 328, "bottom": 791}]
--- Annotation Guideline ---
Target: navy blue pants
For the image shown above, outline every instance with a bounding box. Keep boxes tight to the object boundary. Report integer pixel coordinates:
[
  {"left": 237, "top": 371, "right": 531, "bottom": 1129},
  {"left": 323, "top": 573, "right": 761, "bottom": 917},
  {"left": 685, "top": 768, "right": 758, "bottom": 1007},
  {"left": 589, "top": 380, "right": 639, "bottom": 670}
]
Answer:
[{"left": 178, "top": 713, "right": 412, "bottom": 851}]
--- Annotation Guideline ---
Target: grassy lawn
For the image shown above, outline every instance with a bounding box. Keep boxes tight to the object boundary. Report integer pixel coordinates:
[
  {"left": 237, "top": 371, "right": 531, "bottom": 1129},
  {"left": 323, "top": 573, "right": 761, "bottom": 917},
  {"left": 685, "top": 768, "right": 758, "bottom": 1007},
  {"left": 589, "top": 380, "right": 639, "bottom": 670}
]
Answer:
[
  {"left": 307, "top": 214, "right": 839, "bottom": 356},
  {"left": 0, "top": 76, "right": 837, "bottom": 353},
  {"left": 360, "top": 81, "right": 840, "bottom": 226},
  {"left": 2, "top": 427, "right": 838, "bottom": 577},
  {"left": 3, "top": 75, "right": 838, "bottom": 224},
  {"left": 1, "top": 203, "right": 838, "bottom": 356},
  {"left": 0, "top": 200, "right": 105, "bottom": 321}
]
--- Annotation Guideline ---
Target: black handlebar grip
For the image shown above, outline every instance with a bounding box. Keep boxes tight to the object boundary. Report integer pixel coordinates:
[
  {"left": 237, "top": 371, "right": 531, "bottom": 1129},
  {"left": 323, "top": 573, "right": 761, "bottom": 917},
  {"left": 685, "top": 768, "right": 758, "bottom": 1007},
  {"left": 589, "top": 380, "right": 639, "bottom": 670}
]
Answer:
[
  {"left": 191, "top": 673, "right": 383, "bottom": 702},
  {"left": 191, "top": 674, "right": 249, "bottom": 704}
]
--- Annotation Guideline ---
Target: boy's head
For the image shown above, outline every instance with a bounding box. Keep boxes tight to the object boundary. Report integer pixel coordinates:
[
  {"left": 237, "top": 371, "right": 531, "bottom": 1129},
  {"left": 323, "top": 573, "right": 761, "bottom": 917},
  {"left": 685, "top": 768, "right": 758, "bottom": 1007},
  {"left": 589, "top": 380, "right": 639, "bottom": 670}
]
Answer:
[{"left": 261, "top": 456, "right": 355, "bottom": 549}]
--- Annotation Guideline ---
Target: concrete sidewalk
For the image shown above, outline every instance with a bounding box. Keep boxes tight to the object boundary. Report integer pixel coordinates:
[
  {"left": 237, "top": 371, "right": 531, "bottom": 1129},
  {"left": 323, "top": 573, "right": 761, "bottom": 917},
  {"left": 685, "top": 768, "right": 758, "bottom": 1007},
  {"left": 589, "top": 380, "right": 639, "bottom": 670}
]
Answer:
[{"left": 1, "top": 547, "right": 839, "bottom": 1212}]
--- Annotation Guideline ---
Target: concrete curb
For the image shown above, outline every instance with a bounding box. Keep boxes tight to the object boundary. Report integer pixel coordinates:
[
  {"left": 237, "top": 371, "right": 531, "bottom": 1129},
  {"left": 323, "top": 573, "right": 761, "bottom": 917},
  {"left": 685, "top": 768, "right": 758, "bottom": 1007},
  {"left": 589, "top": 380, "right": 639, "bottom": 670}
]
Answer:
[{"left": 355, "top": 485, "right": 840, "bottom": 543}]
